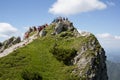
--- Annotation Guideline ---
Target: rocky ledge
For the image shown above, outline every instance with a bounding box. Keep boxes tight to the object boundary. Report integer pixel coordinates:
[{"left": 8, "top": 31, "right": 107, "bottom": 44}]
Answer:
[{"left": 0, "top": 36, "right": 21, "bottom": 53}]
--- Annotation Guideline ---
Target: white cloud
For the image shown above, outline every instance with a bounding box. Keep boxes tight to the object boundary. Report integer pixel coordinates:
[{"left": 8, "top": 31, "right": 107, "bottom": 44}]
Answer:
[
  {"left": 96, "top": 33, "right": 120, "bottom": 52},
  {"left": 96, "top": 33, "right": 113, "bottom": 39},
  {"left": 115, "top": 36, "right": 120, "bottom": 40},
  {"left": 96, "top": 33, "right": 120, "bottom": 40},
  {"left": 49, "top": 0, "right": 107, "bottom": 15},
  {"left": 96, "top": 33, "right": 120, "bottom": 61},
  {"left": 0, "top": 34, "right": 9, "bottom": 38},
  {"left": 0, "top": 23, "right": 18, "bottom": 41}
]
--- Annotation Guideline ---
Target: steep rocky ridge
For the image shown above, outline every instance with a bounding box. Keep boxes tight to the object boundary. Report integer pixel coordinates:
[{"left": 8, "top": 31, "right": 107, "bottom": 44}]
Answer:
[
  {"left": 46, "top": 18, "right": 108, "bottom": 80},
  {"left": 0, "top": 18, "right": 108, "bottom": 80},
  {"left": 72, "top": 35, "right": 108, "bottom": 80},
  {"left": 0, "top": 36, "right": 21, "bottom": 53}
]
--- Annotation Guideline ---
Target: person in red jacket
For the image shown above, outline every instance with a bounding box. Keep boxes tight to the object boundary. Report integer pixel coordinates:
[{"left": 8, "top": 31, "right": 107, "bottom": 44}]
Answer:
[{"left": 24, "top": 32, "right": 29, "bottom": 40}]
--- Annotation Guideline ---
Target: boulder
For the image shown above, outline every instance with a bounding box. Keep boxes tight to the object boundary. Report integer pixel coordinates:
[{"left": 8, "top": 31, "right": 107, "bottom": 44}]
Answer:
[
  {"left": 12, "top": 37, "right": 21, "bottom": 44},
  {"left": 3, "top": 36, "right": 16, "bottom": 48},
  {"left": 39, "top": 29, "right": 47, "bottom": 37},
  {"left": 0, "top": 42, "right": 3, "bottom": 52},
  {"left": 79, "top": 31, "right": 91, "bottom": 37},
  {"left": 54, "top": 22, "right": 64, "bottom": 34},
  {"left": 52, "top": 19, "right": 77, "bottom": 36},
  {"left": 32, "top": 26, "right": 37, "bottom": 31},
  {"left": 28, "top": 27, "right": 33, "bottom": 33},
  {"left": 0, "top": 46, "right": 5, "bottom": 53},
  {"left": 0, "top": 36, "right": 21, "bottom": 53}
]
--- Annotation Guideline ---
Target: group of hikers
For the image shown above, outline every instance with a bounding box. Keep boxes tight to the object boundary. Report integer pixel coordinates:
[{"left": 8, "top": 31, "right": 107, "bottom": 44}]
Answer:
[
  {"left": 52, "top": 17, "right": 69, "bottom": 23},
  {"left": 23, "top": 17, "right": 69, "bottom": 40},
  {"left": 24, "top": 24, "right": 48, "bottom": 40}
]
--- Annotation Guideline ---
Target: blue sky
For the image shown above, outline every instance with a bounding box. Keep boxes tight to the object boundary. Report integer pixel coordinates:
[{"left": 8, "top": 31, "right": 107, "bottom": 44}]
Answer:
[{"left": 0, "top": 0, "right": 120, "bottom": 59}]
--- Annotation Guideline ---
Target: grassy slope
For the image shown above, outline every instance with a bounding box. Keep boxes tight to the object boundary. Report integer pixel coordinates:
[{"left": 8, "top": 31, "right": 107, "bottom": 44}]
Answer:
[{"left": 0, "top": 24, "right": 98, "bottom": 80}]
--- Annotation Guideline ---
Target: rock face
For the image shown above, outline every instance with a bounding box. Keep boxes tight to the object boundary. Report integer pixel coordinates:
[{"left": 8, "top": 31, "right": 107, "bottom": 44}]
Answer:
[
  {"left": 39, "top": 29, "right": 47, "bottom": 37},
  {"left": 0, "top": 36, "right": 21, "bottom": 52},
  {"left": 51, "top": 18, "right": 108, "bottom": 80},
  {"left": 52, "top": 20, "right": 75, "bottom": 35},
  {"left": 72, "top": 35, "right": 108, "bottom": 80}
]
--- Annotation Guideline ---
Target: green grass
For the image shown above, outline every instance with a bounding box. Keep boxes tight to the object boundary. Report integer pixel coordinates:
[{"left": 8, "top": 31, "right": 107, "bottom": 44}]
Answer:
[
  {"left": 0, "top": 35, "right": 82, "bottom": 80},
  {"left": 0, "top": 24, "right": 100, "bottom": 80}
]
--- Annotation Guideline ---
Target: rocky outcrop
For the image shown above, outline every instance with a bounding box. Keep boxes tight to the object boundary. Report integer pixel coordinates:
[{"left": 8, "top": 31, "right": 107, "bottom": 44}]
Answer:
[
  {"left": 39, "top": 29, "right": 47, "bottom": 37},
  {"left": 12, "top": 37, "right": 21, "bottom": 44},
  {"left": 52, "top": 20, "right": 75, "bottom": 35},
  {"left": 51, "top": 18, "right": 92, "bottom": 38},
  {"left": 79, "top": 31, "right": 91, "bottom": 37},
  {"left": 50, "top": 18, "right": 108, "bottom": 80},
  {"left": 0, "top": 36, "right": 21, "bottom": 53},
  {"left": 72, "top": 35, "right": 108, "bottom": 80},
  {"left": 50, "top": 17, "right": 108, "bottom": 80}
]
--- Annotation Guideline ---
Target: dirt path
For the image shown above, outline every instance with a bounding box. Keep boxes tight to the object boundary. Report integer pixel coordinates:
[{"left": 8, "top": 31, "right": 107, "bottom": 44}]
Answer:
[{"left": 0, "top": 34, "right": 37, "bottom": 58}]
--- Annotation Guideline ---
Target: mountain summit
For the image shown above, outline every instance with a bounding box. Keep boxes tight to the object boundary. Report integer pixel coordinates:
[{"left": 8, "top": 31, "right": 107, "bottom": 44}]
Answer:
[{"left": 0, "top": 17, "right": 108, "bottom": 80}]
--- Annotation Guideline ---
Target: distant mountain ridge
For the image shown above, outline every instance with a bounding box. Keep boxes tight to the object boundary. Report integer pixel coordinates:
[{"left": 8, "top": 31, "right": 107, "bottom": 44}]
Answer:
[
  {"left": 107, "top": 60, "right": 120, "bottom": 80},
  {"left": 107, "top": 53, "right": 120, "bottom": 63}
]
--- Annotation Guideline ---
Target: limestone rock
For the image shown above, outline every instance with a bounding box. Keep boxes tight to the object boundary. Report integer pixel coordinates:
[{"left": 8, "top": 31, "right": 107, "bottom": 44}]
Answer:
[
  {"left": 0, "top": 46, "right": 5, "bottom": 53},
  {"left": 39, "top": 29, "right": 47, "bottom": 37},
  {"left": 0, "top": 36, "right": 21, "bottom": 53},
  {"left": 2, "top": 37, "right": 15, "bottom": 48},
  {"left": 53, "top": 20, "right": 75, "bottom": 35},
  {"left": 79, "top": 31, "right": 91, "bottom": 37},
  {"left": 73, "top": 29, "right": 81, "bottom": 37},
  {"left": 51, "top": 18, "right": 108, "bottom": 80},
  {"left": 12, "top": 37, "right": 21, "bottom": 44},
  {"left": 54, "top": 22, "right": 64, "bottom": 34},
  {"left": 72, "top": 34, "right": 108, "bottom": 80}
]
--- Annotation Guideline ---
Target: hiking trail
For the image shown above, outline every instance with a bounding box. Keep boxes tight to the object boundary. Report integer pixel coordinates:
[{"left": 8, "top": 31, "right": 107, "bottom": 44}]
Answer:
[{"left": 0, "top": 34, "right": 37, "bottom": 58}]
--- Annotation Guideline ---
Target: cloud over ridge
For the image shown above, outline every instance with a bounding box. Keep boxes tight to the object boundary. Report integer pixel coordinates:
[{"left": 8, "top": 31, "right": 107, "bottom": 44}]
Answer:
[
  {"left": 0, "top": 23, "right": 18, "bottom": 38},
  {"left": 96, "top": 33, "right": 120, "bottom": 40},
  {"left": 49, "top": 0, "right": 107, "bottom": 15},
  {"left": 96, "top": 33, "right": 120, "bottom": 50}
]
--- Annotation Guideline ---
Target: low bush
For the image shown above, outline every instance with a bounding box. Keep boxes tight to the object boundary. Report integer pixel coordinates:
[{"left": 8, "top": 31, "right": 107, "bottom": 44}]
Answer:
[
  {"left": 59, "top": 32, "right": 74, "bottom": 37},
  {"left": 50, "top": 45, "right": 77, "bottom": 65},
  {"left": 21, "top": 69, "right": 42, "bottom": 80}
]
